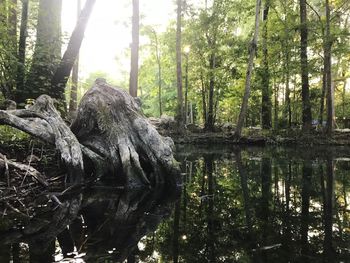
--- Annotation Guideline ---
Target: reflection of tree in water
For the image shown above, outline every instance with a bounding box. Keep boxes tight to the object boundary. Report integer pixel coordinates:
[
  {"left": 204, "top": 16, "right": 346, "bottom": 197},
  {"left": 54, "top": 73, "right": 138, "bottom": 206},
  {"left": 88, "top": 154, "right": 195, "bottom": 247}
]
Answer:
[
  {"left": 142, "top": 147, "right": 350, "bottom": 262},
  {"left": 0, "top": 182, "right": 179, "bottom": 262}
]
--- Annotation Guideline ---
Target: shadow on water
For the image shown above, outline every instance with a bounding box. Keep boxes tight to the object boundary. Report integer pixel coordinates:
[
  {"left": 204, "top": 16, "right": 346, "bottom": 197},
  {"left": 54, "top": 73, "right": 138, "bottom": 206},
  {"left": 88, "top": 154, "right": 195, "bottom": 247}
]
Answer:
[
  {"left": 0, "top": 180, "right": 180, "bottom": 262},
  {"left": 2, "top": 144, "right": 350, "bottom": 262}
]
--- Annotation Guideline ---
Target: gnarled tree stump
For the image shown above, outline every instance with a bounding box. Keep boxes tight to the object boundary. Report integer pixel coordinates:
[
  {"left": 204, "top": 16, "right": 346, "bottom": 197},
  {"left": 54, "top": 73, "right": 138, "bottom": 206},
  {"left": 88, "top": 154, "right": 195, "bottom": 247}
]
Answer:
[{"left": 0, "top": 79, "right": 180, "bottom": 189}]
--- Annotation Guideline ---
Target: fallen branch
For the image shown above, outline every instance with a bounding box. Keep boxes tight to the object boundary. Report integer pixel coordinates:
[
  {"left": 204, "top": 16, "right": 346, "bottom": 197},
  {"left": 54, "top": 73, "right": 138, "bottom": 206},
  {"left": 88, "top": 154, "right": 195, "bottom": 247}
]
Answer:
[{"left": 0, "top": 153, "right": 48, "bottom": 187}]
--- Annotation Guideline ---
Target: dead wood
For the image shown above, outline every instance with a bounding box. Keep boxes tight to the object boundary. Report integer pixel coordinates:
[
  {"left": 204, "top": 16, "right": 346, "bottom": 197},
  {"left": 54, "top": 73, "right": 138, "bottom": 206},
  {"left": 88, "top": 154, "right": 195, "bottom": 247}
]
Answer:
[{"left": 0, "top": 79, "right": 180, "bottom": 189}]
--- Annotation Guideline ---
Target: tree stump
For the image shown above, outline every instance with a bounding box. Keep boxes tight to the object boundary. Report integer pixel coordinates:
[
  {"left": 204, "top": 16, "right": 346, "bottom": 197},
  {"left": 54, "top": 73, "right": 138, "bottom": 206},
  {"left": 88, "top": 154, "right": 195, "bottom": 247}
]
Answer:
[{"left": 0, "top": 79, "right": 180, "bottom": 189}]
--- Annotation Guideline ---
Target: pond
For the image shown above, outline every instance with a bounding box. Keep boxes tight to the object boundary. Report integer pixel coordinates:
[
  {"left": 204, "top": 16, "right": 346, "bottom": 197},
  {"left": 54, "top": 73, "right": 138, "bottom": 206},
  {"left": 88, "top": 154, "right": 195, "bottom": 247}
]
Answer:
[{"left": 1, "top": 145, "right": 350, "bottom": 262}]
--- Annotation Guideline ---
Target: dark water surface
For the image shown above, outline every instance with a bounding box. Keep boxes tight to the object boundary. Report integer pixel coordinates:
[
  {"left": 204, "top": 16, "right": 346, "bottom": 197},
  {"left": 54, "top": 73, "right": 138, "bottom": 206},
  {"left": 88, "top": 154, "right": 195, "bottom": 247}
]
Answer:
[
  {"left": 169, "top": 145, "right": 350, "bottom": 263},
  {"left": 1, "top": 145, "right": 350, "bottom": 262}
]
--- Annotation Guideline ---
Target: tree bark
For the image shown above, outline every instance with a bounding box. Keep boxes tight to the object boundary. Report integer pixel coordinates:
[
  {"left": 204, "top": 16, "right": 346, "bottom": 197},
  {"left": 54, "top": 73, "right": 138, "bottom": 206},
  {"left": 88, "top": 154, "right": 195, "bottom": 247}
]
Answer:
[
  {"left": 200, "top": 70, "right": 207, "bottom": 124},
  {"left": 184, "top": 53, "right": 189, "bottom": 124},
  {"left": 129, "top": 0, "right": 139, "bottom": 97},
  {"left": 175, "top": 0, "right": 184, "bottom": 127},
  {"left": 205, "top": 53, "right": 215, "bottom": 131},
  {"left": 319, "top": 67, "right": 326, "bottom": 126},
  {"left": 0, "top": 80, "right": 180, "bottom": 188},
  {"left": 16, "top": 0, "right": 29, "bottom": 101},
  {"left": 51, "top": 0, "right": 96, "bottom": 102},
  {"left": 325, "top": 0, "right": 334, "bottom": 136},
  {"left": 261, "top": 0, "right": 272, "bottom": 129},
  {"left": 299, "top": 0, "right": 312, "bottom": 131},
  {"left": 69, "top": 0, "right": 81, "bottom": 116},
  {"left": 235, "top": 0, "right": 262, "bottom": 138}
]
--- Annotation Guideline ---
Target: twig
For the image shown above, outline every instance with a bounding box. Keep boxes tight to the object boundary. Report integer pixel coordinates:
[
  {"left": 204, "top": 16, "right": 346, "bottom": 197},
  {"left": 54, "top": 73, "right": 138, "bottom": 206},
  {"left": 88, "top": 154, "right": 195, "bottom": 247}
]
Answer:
[
  {"left": 4, "top": 158, "right": 10, "bottom": 187},
  {"left": 5, "top": 203, "right": 31, "bottom": 219}
]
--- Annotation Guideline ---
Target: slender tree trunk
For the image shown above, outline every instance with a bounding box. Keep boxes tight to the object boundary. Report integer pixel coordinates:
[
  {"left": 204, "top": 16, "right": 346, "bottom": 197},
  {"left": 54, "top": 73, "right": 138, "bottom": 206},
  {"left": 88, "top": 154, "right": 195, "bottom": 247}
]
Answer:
[
  {"left": 299, "top": 0, "right": 312, "bottom": 131},
  {"left": 261, "top": 0, "right": 272, "bottom": 129},
  {"left": 205, "top": 53, "right": 215, "bottom": 131},
  {"left": 184, "top": 53, "right": 189, "bottom": 124},
  {"left": 69, "top": 0, "right": 81, "bottom": 115},
  {"left": 175, "top": 0, "right": 184, "bottom": 127},
  {"left": 325, "top": 0, "right": 333, "bottom": 136},
  {"left": 274, "top": 79, "right": 279, "bottom": 129},
  {"left": 319, "top": 68, "right": 326, "bottom": 126},
  {"left": 129, "top": 0, "right": 139, "bottom": 97},
  {"left": 16, "top": 0, "right": 29, "bottom": 101},
  {"left": 342, "top": 78, "right": 346, "bottom": 120},
  {"left": 235, "top": 0, "right": 262, "bottom": 138},
  {"left": 156, "top": 37, "right": 162, "bottom": 117},
  {"left": 51, "top": 0, "right": 96, "bottom": 102},
  {"left": 200, "top": 70, "right": 207, "bottom": 124}
]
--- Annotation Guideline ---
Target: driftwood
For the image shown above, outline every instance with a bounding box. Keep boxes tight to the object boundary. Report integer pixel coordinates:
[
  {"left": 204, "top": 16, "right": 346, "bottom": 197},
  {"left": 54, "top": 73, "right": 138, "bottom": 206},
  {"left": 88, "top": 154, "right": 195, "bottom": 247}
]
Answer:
[{"left": 0, "top": 79, "right": 180, "bottom": 188}]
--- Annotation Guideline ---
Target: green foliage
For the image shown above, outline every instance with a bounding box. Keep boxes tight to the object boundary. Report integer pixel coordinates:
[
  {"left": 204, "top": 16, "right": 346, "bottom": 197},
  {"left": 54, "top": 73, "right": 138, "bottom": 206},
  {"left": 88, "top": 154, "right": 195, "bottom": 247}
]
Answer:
[
  {"left": 137, "top": 0, "right": 350, "bottom": 131},
  {"left": 0, "top": 126, "right": 29, "bottom": 145}
]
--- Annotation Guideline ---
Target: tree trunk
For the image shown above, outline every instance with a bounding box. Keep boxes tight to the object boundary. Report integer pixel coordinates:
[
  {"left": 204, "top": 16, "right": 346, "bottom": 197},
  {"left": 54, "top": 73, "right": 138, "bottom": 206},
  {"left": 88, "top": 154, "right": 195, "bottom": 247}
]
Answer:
[
  {"left": 26, "top": 0, "right": 62, "bottom": 102},
  {"left": 69, "top": 0, "right": 81, "bottom": 116},
  {"left": 51, "top": 0, "right": 96, "bottom": 103},
  {"left": 16, "top": 0, "right": 29, "bottom": 101},
  {"left": 284, "top": 51, "right": 292, "bottom": 128},
  {"left": 274, "top": 78, "right": 279, "bottom": 129},
  {"left": 200, "top": 70, "right": 207, "bottom": 124},
  {"left": 205, "top": 53, "right": 215, "bottom": 131},
  {"left": 157, "top": 46, "right": 162, "bottom": 117},
  {"left": 299, "top": 0, "right": 312, "bottom": 131},
  {"left": 319, "top": 68, "right": 326, "bottom": 126},
  {"left": 325, "top": 0, "right": 333, "bottom": 136},
  {"left": 235, "top": 0, "right": 262, "bottom": 138},
  {"left": 129, "top": 0, "right": 139, "bottom": 97},
  {"left": 175, "top": 0, "right": 184, "bottom": 127},
  {"left": 261, "top": 0, "right": 272, "bottom": 129},
  {"left": 184, "top": 53, "right": 189, "bottom": 124},
  {"left": 342, "top": 77, "right": 346, "bottom": 119}
]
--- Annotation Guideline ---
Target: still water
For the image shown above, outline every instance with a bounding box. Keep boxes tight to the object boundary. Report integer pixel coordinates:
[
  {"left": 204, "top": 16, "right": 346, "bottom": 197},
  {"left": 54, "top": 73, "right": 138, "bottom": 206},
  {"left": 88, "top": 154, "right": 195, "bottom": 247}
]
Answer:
[{"left": 1, "top": 145, "right": 350, "bottom": 262}]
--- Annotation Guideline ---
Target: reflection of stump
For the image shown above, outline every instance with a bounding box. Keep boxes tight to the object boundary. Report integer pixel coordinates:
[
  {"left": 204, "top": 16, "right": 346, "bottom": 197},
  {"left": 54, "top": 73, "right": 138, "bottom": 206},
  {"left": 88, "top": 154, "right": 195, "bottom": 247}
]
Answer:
[{"left": 0, "top": 79, "right": 180, "bottom": 188}]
